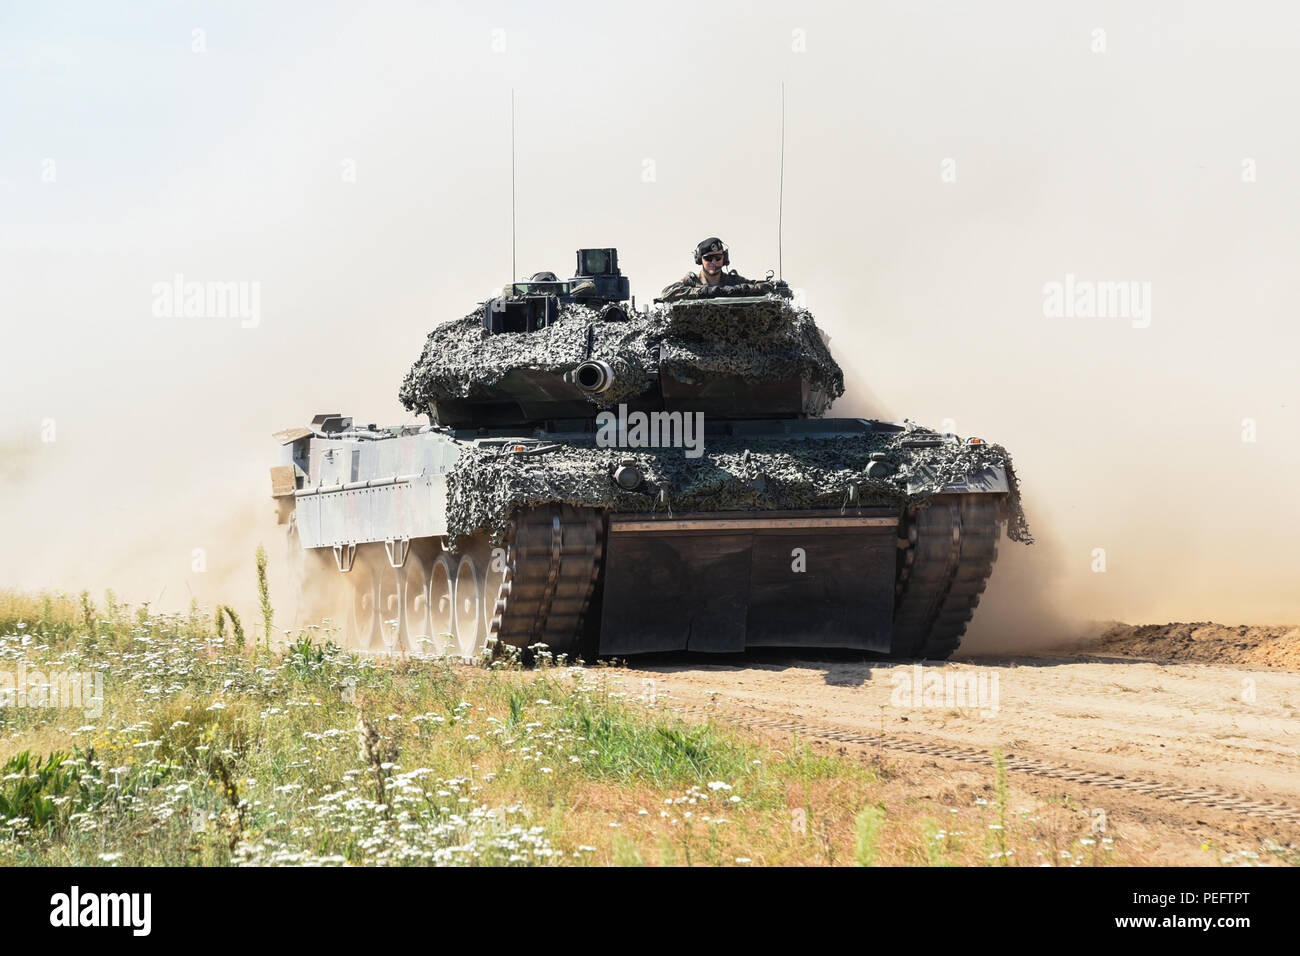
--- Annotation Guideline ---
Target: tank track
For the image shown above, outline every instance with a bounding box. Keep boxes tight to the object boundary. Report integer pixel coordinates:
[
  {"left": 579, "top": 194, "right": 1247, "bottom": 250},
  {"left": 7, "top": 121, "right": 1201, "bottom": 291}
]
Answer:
[
  {"left": 489, "top": 504, "right": 605, "bottom": 658},
  {"left": 891, "top": 494, "right": 1002, "bottom": 660}
]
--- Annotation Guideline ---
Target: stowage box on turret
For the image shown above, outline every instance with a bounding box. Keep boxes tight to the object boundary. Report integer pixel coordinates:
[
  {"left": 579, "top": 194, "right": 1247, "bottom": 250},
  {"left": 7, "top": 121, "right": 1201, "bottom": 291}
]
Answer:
[{"left": 272, "top": 248, "right": 1030, "bottom": 659}]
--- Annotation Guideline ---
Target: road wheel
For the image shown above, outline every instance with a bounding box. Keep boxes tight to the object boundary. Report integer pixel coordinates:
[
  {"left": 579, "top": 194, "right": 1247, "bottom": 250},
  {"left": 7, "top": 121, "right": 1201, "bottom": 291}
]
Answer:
[
  {"left": 429, "top": 554, "right": 456, "bottom": 656},
  {"left": 376, "top": 555, "right": 402, "bottom": 653},
  {"left": 453, "top": 554, "right": 486, "bottom": 659},
  {"left": 402, "top": 551, "right": 432, "bottom": 655},
  {"left": 480, "top": 544, "right": 508, "bottom": 646},
  {"left": 349, "top": 550, "right": 381, "bottom": 651}
]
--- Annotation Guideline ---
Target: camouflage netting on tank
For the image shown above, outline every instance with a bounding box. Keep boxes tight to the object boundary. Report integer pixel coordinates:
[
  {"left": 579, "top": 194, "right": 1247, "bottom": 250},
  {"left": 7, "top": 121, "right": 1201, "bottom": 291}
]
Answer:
[
  {"left": 662, "top": 294, "right": 792, "bottom": 337},
  {"left": 397, "top": 296, "right": 844, "bottom": 417},
  {"left": 443, "top": 425, "right": 1032, "bottom": 550},
  {"left": 657, "top": 298, "right": 843, "bottom": 411}
]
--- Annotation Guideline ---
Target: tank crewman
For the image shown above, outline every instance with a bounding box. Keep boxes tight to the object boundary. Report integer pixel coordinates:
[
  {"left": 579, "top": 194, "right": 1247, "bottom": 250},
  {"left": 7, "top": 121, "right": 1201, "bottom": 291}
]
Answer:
[{"left": 658, "top": 237, "right": 754, "bottom": 302}]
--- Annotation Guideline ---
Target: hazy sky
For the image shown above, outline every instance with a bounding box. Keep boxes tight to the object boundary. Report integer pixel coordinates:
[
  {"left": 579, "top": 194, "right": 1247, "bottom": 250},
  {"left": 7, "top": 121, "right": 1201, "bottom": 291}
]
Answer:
[{"left": 2, "top": 1, "right": 1298, "bottom": 632}]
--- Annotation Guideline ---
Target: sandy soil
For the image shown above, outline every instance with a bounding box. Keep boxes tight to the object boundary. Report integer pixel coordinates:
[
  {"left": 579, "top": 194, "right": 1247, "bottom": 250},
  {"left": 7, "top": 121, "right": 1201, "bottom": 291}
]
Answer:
[
  {"left": 1090, "top": 622, "right": 1300, "bottom": 670},
  {"left": 605, "top": 623, "right": 1300, "bottom": 864}
]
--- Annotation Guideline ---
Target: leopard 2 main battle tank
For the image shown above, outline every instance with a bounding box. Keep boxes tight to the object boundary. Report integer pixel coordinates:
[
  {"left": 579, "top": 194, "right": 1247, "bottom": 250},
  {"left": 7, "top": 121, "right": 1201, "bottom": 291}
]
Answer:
[{"left": 271, "top": 247, "right": 1030, "bottom": 660}]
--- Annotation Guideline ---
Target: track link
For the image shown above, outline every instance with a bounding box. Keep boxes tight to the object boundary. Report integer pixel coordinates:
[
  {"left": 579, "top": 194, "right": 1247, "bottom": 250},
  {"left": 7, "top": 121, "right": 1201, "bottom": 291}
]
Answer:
[
  {"left": 892, "top": 494, "right": 1001, "bottom": 660},
  {"left": 489, "top": 505, "right": 605, "bottom": 657}
]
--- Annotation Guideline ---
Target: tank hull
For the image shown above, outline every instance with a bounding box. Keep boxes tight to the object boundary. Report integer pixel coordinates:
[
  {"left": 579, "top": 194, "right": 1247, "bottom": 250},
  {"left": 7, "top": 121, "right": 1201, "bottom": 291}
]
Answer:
[{"left": 273, "top": 417, "right": 1008, "bottom": 660}]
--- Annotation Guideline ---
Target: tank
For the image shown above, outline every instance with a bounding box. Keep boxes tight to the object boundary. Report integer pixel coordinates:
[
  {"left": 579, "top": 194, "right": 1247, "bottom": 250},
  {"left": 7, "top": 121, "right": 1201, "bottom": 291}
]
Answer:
[{"left": 272, "top": 247, "right": 1031, "bottom": 660}]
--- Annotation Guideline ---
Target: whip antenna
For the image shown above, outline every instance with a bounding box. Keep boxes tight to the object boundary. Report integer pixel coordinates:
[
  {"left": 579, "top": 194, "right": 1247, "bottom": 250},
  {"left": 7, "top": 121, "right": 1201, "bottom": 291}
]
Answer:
[
  {"left": 778, "top": 81, "right": 785, "bottom": 281},
  {"left": 511, "top": 88, "right": 517, "bottom": 281}
]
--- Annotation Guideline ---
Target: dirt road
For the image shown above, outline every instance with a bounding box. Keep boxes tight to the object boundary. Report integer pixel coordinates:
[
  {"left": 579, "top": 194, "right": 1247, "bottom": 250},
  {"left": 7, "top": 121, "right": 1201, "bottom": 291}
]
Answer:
[{"left": 605, "top": 625, "right": 1300, "bottom": 864}]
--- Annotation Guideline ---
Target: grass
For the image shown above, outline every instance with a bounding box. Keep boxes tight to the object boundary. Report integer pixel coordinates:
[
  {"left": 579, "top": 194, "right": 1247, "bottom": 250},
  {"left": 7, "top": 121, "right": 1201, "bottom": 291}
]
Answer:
[{"left": 0, "top": 586, "right": 1289, "bottom": 866}]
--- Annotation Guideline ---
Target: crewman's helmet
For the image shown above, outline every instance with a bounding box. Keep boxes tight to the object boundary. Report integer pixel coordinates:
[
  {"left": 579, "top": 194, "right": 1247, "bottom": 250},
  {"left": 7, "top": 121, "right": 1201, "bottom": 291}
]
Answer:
[{"left": 693, "top": 237, "right": 729, "bottom": 267}]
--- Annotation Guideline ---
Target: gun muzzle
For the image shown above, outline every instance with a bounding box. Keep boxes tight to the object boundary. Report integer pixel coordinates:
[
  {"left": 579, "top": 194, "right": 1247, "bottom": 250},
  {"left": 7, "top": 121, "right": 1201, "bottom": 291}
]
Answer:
[{"left": 570, "top": 359, "right": 614, "bottom": 394}]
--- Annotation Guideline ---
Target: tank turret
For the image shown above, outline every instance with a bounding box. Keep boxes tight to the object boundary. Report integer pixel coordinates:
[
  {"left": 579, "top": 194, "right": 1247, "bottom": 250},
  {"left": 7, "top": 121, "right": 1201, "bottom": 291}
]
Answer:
[{"left": 399, "top": 248, "right": 840, "bottom": 428}]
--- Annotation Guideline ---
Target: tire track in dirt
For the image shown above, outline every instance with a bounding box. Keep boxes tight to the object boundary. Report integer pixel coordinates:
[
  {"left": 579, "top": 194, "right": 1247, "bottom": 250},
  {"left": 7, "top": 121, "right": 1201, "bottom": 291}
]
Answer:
[
  {"left": 610, "top": 652, "right": 1300, "bottom": 830},
  {"left": 670, "top": 702, "right": 1300, "bottom": 825}
]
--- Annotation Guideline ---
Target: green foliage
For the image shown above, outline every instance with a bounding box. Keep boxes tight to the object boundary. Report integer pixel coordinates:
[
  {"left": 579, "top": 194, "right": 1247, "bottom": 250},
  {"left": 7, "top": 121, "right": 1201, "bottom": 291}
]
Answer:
[
  {"left": 919, "top": 817, "right": 955, "bottom": 866},
  {"left": 70, "top": 746, "right": 173, "bottom": 817},
  {"left": 255, "top": 545, "right": 273, "bottom": 644},
  {"left": 507, "top": 689, "right": 527, "bottom": 727},
  {"left": 79, "top": 591, "right": 96, "bottom": 635},
  {"left": 0, "top": 750, "right": 78, "bottom": 834},
  {"left": 611, "top": 834, "right": 645, "bottom": 866},
  {"left": 994, "top": 747, "right": 1010, "bottom": 863},
  {"left": 148, "top": 696, "right": 252, "bottom": 780},
  {"left": 657, "top": 832, "right": 678, "bottom": 867},
  {"left": 284, "top": 633, "right": 338, "bottom": 681},
  {"left": 854, "top": 804, "right": 886, "bottom": 866},
  {"left": 565, "top": 701, "right": 751, "bottom": 787},
  {"left": 215, "top": 606, "right": 244, "bottom": 649}
]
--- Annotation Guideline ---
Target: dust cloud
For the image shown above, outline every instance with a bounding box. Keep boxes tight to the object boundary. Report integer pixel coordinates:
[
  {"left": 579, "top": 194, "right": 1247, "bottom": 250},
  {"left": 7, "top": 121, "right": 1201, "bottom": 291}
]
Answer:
[{"left": 2, "top": 3, "right": 1298, "bottom": 646}]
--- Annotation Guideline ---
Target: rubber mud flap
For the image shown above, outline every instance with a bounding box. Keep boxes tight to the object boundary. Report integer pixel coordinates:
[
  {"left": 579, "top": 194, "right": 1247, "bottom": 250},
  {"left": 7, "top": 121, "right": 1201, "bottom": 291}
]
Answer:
[
  {"left": 599, "top": 533, "right": 751, "bottom": 654},
  {"left": 744, "top": 528, "right": 894, "bottom": 652},
  {"left": 598, "top": 519, "right": 895, "bottom": 654}
]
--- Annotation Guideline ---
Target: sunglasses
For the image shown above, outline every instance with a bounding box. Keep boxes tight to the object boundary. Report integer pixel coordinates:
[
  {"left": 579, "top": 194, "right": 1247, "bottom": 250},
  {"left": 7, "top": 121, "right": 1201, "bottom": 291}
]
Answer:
[{"left": 702, "top": 253, "right": 725, "bottom": 263}]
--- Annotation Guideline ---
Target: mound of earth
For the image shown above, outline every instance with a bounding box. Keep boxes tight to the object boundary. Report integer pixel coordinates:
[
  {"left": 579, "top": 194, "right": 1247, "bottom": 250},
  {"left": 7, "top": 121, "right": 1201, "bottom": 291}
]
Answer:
[{"left": 1093, "top": 622, "right": 1300, "bottom": 670}]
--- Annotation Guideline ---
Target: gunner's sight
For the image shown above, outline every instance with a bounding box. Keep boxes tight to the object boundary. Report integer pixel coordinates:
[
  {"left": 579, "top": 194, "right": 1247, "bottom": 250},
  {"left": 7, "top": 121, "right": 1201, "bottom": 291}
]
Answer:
[{"left": 576, "top": 248, "right": 619, "bottom": 276}]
